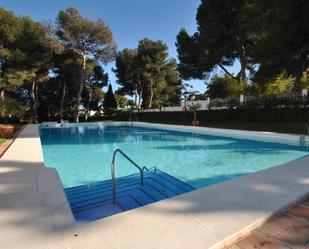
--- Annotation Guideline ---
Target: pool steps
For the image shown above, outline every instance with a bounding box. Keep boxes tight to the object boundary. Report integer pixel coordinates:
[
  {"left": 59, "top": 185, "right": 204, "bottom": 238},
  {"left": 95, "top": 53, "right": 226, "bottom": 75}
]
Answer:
[{"left": 64, "top": 169, "right": 195, "bottom": 222}]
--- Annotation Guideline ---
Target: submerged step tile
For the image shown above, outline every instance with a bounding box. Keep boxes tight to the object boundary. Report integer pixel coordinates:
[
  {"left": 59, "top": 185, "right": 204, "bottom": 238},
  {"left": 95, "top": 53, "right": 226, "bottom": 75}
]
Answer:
[
  {"left": 140, "top": 183, "right": 168, "bottom": 201},
  {"left": 146, "top": 176, "right": 184, "bottom": 196},
  {"left": 66, "top": 169, "right": 195, "bottom": 222},
  {"left": 74, "top": 202, "right": 124, "bottom": 222},
  {"left": 155, "top": 169, "right": 195, "bottom": 192},
  {"left": 116, "top": 195, "right": 140, "bottom": 210},
  {"left": 127, "top": 188, "right": 156, "bottom": 206}
]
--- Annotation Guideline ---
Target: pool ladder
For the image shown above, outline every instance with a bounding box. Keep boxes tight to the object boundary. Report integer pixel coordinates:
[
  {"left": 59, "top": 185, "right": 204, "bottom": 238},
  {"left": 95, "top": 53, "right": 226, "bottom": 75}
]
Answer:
[
  {"left": 299, "top": 122, "right": 309, "bottom": 147},
  {"left": 111, "top": 149, "right": 149, "bottom": 204}
]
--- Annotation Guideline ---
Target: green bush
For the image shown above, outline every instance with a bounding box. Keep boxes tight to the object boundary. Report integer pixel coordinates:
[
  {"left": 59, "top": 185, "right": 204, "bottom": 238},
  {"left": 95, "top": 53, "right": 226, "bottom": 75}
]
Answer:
[
  {"left": 0, "top": 98, "right": 24, "bottom": 122},
  {"left": 104, "top": 107, "right": 309, "bottom": 123}
]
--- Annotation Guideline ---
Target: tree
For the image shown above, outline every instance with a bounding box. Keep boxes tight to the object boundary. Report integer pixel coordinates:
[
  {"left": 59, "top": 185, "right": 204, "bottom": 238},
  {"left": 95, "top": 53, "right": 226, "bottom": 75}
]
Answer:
[
  {"left": 137, "top": 39, "right": 169, "bottom": 108},
  {"left": 103, "top": 84, "right": 117, "bottom": 114},
  {"left": 176, "top": 0, "right": 260, "bottom": 87},
  {"left": 113, "top": 48, "right": 143, "bottom": 108},
  {"left": 156, "top": 58, "right": 182, "bottom": 107},
  {"left": 114, "top": 93, "right": 128, "bottom": 108},
  {"left": 188, "top": 103, "right": 201, "bottom": 122},
  {"left": 114, "top": 39, "right": 182, "bottom": 109},
  {"left": 252, "top": 0, "right": 309, "bottom": 89},
  {"left": 0, "top": 8, "right": 31, "bottom": 100},
  {"left": 17, "top": 17, "right": 56, "bottom": 122},
  {"left": 84, "top": 64, "right": 108, "bottom": 121},
  {"left": 0, "top": 8, "right": 56, "bottom": 122},
  {"left": 52, "top": 49, "right": 81, "bottom": 121},
  {"left": 206, "top": 74, "right": 242, "bottom": 98},
  {"left": 56, "top": 7, "right": 116, "bottom": 122}
]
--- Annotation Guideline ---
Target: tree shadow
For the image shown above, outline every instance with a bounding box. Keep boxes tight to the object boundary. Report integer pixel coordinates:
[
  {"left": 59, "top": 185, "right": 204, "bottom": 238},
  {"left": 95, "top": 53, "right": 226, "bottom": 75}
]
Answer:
[{"left": 0, "top": 159, "right": 76, "bottom": 241}]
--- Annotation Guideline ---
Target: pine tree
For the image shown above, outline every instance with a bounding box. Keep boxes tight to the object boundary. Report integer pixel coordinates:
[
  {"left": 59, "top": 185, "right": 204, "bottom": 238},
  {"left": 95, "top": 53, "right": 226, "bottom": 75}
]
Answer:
[
  {"left": 103, "top": 84, "right": 117, "bottom": 114},
  {"left": 56, "top": 7, "right": 116, "bottom": 122}
]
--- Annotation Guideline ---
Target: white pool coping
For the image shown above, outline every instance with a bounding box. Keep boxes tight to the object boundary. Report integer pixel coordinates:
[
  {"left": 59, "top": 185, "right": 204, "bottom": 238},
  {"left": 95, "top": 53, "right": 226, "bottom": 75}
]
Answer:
[{"left": 1, "top": 122, "right": 309, "bottom": 249}]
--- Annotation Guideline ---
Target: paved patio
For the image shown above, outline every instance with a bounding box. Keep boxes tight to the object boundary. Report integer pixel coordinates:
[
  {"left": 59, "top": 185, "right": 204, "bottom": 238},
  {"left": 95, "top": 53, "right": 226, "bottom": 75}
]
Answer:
[{"left": 226, "top": 195, "right": 309, "bottom": 249}]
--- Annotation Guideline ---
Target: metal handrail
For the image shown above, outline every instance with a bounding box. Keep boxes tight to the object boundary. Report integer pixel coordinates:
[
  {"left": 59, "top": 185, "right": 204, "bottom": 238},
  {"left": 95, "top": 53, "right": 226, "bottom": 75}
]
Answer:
[
  {"left": 111, "top": 149, "right": 147, "bottom": 204},
  {"left": 300, "top": 122, "right": 309, "bottom": 146},
  {"left": 303, "top": 122, "right": 309, "bottom": 135}
]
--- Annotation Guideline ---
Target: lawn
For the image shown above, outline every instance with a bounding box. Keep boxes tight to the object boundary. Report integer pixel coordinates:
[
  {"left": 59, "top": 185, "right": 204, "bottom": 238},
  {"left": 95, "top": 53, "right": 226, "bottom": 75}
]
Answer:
[{"left": 0, "top": 138, "right": 6, "bottom": 145}]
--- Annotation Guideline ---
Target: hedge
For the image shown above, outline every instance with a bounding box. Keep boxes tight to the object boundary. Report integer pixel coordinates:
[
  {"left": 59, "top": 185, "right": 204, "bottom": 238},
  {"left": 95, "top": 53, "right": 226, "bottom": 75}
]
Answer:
[{"left": 86, "top": 107, "right": 309, "bottom": 123}]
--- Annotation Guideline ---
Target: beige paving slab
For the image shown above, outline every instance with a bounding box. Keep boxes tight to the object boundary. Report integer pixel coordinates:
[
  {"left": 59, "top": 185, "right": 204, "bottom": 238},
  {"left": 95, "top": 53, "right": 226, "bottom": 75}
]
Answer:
[
  {"left": 163, "top": 157, "right": 309, "bottom": 247},
  {"left": 0, "top": 125, "right": 74, "bottom": 249},
  {"left": 60, "top": 200, "right": 219, "bottom": 249}
]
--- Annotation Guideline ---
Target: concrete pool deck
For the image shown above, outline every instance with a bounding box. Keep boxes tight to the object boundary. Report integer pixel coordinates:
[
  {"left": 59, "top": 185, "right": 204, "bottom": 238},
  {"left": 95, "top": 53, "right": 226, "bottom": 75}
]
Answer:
[{"left": 1, "top": 123, "right": 309, "bottom": 249}]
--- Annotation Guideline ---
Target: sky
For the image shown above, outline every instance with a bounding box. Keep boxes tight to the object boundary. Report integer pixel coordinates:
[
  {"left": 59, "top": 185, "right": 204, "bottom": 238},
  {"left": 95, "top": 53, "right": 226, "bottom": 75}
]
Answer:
[{"left": 0, "top": 0, "right": 239, "bottom": 93}]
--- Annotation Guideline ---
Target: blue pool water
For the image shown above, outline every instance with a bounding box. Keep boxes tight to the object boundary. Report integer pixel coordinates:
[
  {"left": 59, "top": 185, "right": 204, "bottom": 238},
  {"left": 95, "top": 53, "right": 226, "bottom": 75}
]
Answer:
[{"left": 39, "top": 124, "right": 309, "bottom": 189}]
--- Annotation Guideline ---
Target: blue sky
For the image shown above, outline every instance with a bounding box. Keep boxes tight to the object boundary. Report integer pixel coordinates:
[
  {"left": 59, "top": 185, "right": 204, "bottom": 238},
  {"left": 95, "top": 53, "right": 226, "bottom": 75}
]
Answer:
[{"left": 0, "top": 0, "right": 239, "bottom": 93}]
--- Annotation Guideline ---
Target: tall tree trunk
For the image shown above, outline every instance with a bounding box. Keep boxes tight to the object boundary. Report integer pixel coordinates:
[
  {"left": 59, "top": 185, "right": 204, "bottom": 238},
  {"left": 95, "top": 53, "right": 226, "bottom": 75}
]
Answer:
[
  {"left": 75, "top": 54, "right": 86, "bottom": 123},
  {"left": 134, "top": 90, "right": 137, "bottom": 107},
  {"left": 0, "top": 89, "right": 5, "bottom": 100},
  {"left": 137, "top": 92, "right": 142, "bottom": 109},
  {"left": 148, "top": 77, "right": 154, "bottom": 108},
  {"left": 85, "top": 88, "right": 93, "bottom": 122},
  {"left": 31, "top": 80, "right": 39, "bottom": 123},
  {"left": 137, "top": 78, "right": 143, "bottom": 109},
  {"left": 237, "top": 36, "right": 246, "bottom": 88},
  {"left": 294, "top": 69, "right": 302, "bottom": 91},
  {"left": 294, "top": 43, "right": 308, "bottom": 91},
  {"left": 60, "top": 79, "right": 66, "bottom": 121}
]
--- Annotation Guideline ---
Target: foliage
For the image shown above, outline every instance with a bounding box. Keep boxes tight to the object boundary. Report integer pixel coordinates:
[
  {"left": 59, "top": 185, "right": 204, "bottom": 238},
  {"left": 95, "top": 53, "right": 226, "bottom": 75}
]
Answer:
[
  {"left": 1, "top": 4, "right": 308, "bottom": 123},
  {"left": 56, "top": 7, "right": 116, "bottom": 122},
  {"left": 188, "top": 103, "right": 201, "bottom": 121},
  {"left": 188, "top": 103, "right": 201, "bottom": 112},
  {"left": 56, "top": 7, "right": 116, "bottom": 64},
  {"left": 0, "top": 98, "right": 24, "bottom": 118},
  {"left": 113, "top": 48, "right": 142, "bottom": 106},
  {"left": 0, "top": 7, "right": 56, "bottom": 122},
  {"left": 263, "top": 73, "right": 294, "bottom": 95},
  {"left": 84, "top": 64, "right": 108, "bottom": 119},
  {"left": 206, "top": 74, "right": 242, "bottom": 98},
  {"left": 103, "top": 84, "right": 117, "bottom": 113},
  {"left": 114, "top": 39, "right": 182, "bottom": 109},
  {"left": 176, "top": 0, "right": 260, "bottom": 86},
  {"left": 176, "top": 0, "right": 308, "bottom": 92},
  {"left": 115, "top": 93, "right": 128, "bottom": 108},
  {"left": 252, "top": 0, "right": 309, "bottom": 89},
  {"left": 133, "top": 107, "right": 309, "bottom": 123}
]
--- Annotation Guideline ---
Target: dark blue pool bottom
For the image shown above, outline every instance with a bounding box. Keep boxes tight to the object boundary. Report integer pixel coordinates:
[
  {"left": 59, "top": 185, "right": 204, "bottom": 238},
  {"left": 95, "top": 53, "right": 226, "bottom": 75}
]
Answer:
[{"left": 64, "top": 169, "right": 195, "bottom": 222}]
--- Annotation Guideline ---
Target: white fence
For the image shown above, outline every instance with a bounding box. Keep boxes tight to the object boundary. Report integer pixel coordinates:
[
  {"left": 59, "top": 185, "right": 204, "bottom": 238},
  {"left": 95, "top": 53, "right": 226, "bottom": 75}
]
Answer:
[
  {"left": 138, "top": 99, "right": 210, "bottom": 112},
  {"left": 136, "top": 89, "right": 309, "bottom": 113}
]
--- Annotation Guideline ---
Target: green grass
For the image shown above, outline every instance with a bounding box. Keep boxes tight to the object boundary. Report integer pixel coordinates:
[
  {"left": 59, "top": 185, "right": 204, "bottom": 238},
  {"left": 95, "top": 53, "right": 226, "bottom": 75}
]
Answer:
[{"left": 0, "top": 138, "right": 6, "bottom": 145}]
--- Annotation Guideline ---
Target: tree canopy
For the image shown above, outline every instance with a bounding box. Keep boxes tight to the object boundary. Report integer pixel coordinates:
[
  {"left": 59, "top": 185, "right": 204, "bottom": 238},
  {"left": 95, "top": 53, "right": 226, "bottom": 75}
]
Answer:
[
  {"left": 103, "top": 84, "right": 117, "bottom": 113},
  {"left": 0, "top": 2, "right": 308, "bottom": 123},
  {"left": 176, "top": 0, "right": 308, "bottom": 91},
  {"left": 56, "top": 7, "right": 116, "bottom": 122},
  {"left": 114, "top": 38, "right": 182, "bottom": 109}
]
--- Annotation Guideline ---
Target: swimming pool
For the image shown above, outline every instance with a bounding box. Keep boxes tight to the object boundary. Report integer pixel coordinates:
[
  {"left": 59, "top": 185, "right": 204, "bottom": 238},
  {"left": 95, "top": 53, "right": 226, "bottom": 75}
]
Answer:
[{"left": 39, "top": 123, "right": 309, "bottom": 190}]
